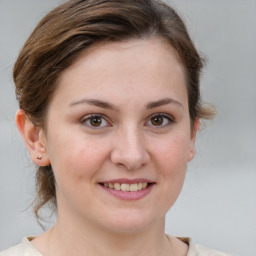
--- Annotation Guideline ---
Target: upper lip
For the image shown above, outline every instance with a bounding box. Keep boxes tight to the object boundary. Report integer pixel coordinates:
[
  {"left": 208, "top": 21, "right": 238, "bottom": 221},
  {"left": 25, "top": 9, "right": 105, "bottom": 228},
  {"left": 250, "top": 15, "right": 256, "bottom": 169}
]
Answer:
[{"left": 99, "top": 178, "right": 155, "bottom": 184}]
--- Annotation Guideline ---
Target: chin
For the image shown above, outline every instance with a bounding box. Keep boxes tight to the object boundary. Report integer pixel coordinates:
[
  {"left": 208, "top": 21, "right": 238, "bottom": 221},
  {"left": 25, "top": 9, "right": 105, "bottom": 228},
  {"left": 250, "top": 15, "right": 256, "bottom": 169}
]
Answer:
[{"left": 98, "top": 209, "right": 163, "bottom": 235}]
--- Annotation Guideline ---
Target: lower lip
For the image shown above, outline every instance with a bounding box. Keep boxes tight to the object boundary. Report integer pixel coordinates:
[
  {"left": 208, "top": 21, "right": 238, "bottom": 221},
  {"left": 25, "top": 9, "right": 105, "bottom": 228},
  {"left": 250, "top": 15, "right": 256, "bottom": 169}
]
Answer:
[{"left": 100, "top": 184, "right": 154, "bottom": 200}]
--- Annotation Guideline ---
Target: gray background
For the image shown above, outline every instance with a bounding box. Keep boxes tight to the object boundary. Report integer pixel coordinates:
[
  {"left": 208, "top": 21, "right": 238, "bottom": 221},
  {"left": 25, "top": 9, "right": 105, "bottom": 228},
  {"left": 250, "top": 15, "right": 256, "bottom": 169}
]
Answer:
[{"left": 0, "top": 1, "right": 255, "bottom": 255}]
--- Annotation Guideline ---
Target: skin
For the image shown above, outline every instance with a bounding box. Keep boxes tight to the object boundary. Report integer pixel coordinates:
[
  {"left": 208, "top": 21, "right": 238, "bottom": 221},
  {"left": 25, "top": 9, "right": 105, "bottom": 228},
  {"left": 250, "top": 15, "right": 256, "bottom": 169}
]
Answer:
[{"left": 16, "top": 38, "right": 199, "bottom": 256}]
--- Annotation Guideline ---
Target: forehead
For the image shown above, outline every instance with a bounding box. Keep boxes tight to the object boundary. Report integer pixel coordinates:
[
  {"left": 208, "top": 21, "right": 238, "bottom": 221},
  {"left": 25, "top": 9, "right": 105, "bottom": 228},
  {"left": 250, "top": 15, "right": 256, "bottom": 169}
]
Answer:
[
  {"left": 59, "top": 38, "right": 184, "bottom": 80},
  {"left": 54, "top": 38, "right": 187, "bottom": 105},
  {"left": 75, "top": 38, "right": 183, "bottom": 71}
]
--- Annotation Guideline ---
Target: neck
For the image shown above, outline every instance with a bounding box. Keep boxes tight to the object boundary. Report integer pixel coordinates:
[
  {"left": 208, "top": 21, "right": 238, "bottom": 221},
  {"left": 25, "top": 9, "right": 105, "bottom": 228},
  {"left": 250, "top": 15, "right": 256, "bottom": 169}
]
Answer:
[{"left": 35, "top": 215, "right": 174, "bottom": 256}]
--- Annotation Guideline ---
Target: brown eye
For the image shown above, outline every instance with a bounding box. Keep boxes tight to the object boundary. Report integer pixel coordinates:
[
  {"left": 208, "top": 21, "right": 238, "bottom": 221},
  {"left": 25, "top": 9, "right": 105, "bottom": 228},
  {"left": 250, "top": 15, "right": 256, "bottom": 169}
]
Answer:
[
  {"left": 151, "top": 115, "right": 164, "bottom": 126},
  {"left": 82, "top": 114, "right": 109, "bottom": 128},
  {"left": 146, "top": 114, "right": 173, "bottom": 128},
  {"left": 90, "top": 116, "right": 102, "bottom": 127}
]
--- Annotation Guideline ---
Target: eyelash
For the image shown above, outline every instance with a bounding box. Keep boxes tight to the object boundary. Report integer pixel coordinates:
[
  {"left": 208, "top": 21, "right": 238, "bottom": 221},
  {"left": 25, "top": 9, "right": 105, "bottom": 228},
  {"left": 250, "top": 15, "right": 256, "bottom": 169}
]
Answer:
[
  {"left": 146, "top": 113, "right": 175, "bottom": 128},
  {"left": 81, "top": 114, "right": 110, "bottom": 128},
  {"left": 80, "top": 113, "right": 175, "bottom": 129}
]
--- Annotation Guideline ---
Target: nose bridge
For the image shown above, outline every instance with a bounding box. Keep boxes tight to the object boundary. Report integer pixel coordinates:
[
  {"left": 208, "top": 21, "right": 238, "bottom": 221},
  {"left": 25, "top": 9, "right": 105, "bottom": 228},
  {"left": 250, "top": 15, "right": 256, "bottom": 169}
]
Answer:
[
  {"left": 111, "top": 124, "right": 150, "bottom": 170},
  {"left": 123, "top": 124, "right": 143, "bottom": 154}
]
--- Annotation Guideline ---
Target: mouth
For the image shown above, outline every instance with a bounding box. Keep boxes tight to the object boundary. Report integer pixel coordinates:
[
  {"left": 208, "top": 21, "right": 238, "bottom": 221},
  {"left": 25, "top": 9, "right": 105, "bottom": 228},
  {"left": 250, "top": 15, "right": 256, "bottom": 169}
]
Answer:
[
  {"left": 98, "top": 180, "right": 155, "bottom": 200},
  {"left": 100, "top": 182, "right": 152, "bottom": 192}
]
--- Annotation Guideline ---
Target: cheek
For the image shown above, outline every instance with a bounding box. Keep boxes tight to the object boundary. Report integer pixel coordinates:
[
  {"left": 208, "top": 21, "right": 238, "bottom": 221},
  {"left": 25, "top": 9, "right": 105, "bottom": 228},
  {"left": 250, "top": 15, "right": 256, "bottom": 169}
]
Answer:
[
  {"left": 47, "top": 132, "right": 110, "bottom": 185},
  {"left": 47, "top": 135, "right": 111, "bottom": 208},
  {"left": 70, "top": 144, "right": 108, "bottom": 179},
  {"left": 153, "top": 133, "right": 190, "bottom": 188},
  {"left": 154, "top": 134, "right": 191, "bottom": 173},
  {"left": 149, "top": 134, "right": 191, "bottom": 213}
]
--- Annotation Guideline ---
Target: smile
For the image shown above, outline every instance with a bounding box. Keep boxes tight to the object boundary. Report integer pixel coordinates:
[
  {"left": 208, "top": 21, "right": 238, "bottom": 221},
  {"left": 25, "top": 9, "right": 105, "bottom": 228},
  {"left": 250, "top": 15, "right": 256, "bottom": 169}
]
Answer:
[
  {"left": 103, "top": 182, "right": 148, "bottom": 192},
  {"left": 99, "top": 180, "right": 155, "bottom": 200}
]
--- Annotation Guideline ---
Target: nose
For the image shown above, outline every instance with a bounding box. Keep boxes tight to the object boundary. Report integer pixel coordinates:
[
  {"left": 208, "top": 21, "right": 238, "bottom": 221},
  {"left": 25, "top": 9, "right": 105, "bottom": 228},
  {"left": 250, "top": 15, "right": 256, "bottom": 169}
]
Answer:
[{"left": 110, "top": 126, "right": 150, "bottom": 170}]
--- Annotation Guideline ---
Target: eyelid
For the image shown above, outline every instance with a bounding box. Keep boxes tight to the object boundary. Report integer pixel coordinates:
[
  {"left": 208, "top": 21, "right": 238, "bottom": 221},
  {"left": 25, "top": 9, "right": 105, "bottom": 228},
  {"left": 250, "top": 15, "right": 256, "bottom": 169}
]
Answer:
[
  {"left": 145, "top": 112, "right": 175, "bottom": 127},
  {"left": 81, "top": 113, "right": 111, "bottom": 128}
]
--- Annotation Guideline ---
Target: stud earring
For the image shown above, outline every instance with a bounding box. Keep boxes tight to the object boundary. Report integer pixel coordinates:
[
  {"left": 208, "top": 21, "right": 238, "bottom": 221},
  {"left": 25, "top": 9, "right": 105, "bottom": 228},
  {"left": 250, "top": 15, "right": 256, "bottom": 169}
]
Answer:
[{"left": 37, "top": 155, "right": 42, "bottom": 160}]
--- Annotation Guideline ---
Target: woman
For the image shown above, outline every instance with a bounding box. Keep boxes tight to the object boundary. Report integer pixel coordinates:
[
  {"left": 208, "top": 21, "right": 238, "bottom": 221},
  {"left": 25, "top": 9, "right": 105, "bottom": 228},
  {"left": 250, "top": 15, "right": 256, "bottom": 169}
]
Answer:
[{"left": 1, "top": 0, "right": 234, "bottom": 255}]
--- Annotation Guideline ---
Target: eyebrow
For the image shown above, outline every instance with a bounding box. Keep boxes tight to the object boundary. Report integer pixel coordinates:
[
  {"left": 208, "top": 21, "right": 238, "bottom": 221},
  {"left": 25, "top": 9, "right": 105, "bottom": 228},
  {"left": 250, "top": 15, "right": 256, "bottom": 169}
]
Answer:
[
  {"left": 70, "top": 97, "right": 183, "bottom": 111},
  {"left": 70, "top": 98, "right": 117, "bottom": 111},
  {"left": 146, "top": 98, "right": 183, "bottom": 109}
]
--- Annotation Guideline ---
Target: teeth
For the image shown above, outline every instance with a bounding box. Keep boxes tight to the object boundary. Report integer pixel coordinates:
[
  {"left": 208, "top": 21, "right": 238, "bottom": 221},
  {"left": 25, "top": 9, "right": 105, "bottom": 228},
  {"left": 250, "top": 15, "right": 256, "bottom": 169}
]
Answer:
[
  {"left": 114, "top": 183, "right": 121, "bottom": 190},
  {"left": 121, "top": 184, "right": 129, "bottom": 191},
  {"left": 129, "top": 183, "right": 138, "bottom": 192},
  {"left": 103, "top": 182, "right": 149, "bottom": 192}
]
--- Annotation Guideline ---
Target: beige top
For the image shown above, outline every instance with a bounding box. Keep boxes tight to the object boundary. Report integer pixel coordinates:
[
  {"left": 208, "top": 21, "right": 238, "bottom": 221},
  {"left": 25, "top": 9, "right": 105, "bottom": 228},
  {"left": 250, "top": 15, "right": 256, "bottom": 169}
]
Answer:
[{"left": 0, "top": 237, "right": 235, "bottom": 256}]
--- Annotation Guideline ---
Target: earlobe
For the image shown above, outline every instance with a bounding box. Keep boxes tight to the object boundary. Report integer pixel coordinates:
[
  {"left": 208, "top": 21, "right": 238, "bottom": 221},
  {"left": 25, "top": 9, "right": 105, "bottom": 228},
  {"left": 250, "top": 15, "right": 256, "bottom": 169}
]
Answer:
[
  {"left": 188, "top": 119, "right": 200, "bottom": 162},
  {"left": 16, "top": 109, "right": 50, "bottom": 166}
]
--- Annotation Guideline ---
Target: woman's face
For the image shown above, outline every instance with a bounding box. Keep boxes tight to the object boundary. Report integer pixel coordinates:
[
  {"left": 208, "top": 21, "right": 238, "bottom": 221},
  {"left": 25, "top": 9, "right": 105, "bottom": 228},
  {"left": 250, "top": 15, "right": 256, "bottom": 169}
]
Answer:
[{"left": 42, "top": 38, "right": 198, "bottom": 233}]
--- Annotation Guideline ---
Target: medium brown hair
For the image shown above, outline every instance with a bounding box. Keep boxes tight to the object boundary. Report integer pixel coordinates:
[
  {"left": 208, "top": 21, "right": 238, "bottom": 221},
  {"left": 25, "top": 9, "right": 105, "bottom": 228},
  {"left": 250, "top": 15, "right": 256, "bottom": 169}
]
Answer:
[{"left": 14, "top": 0, "right": 215, "bottom": 220}]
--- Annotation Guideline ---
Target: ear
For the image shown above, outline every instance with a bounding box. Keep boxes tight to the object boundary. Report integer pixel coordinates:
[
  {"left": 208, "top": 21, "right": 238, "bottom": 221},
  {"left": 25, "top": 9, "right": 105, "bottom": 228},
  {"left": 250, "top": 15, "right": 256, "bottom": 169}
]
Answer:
[
  {"left": 187, "top": 118, "right": 200, "bottom": 162},
  {"left": 16, "top": 109, "right": 50, "bottom": 166}
]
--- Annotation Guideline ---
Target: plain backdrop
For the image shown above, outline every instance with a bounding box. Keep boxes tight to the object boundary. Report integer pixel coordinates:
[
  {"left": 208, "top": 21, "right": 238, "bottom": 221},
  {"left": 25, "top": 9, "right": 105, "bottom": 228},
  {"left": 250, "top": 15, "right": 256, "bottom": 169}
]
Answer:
[{"left": 0, "top": 1, "right": 255, "bottom": 256}]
